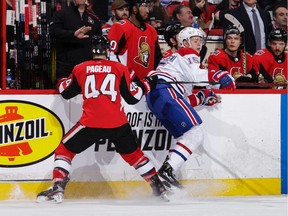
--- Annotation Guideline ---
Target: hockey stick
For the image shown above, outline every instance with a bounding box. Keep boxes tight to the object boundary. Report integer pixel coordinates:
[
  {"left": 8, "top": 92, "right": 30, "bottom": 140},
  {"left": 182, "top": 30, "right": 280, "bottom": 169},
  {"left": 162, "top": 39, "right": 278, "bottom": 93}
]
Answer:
[
  {"left": 204, "top": 13, "right": 215, "bottom": 43},
  {"left": 200, "top": 13, "right": 215, "bottom": 63},
  {"left": 224, "top": 14, "right": 244, "bottom": 33},
  {"left": 158, "top": 81, "right": 287, "bottom": 88},
  {"left": 224, "top": 13, "right": 246, "bottom": 75},
  {"left": 158, "top": 81, "right": 219, "bottom": 85}
]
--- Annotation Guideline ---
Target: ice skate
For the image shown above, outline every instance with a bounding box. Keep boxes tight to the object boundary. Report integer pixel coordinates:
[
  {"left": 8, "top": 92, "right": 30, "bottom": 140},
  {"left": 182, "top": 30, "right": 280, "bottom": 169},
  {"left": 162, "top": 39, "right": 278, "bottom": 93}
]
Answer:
[
  {"left": 150, "top": 174, "right": 170, "bottom": 202},
  {"left": 158, "top": 161, "right": 183, "bottom": 189},
  {"left": 161, "top": 180, "right": 174, "bottom": 193},
  {"left": 36, "top": 177, "right": 69, "bottom": 203}
]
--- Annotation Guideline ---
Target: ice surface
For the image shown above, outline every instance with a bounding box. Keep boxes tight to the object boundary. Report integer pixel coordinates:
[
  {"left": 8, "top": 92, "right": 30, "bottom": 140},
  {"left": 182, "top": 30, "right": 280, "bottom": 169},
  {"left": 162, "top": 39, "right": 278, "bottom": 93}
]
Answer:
[{"left": 0, "top": 195, "right": 287, "bottom": 216}]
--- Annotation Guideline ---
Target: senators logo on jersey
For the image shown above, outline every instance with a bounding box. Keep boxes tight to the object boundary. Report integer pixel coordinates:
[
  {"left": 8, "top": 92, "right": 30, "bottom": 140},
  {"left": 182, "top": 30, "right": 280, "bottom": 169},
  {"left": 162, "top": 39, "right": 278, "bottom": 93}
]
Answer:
[{"left": 134, "top": 36, "right": 150, "bottom": 68}]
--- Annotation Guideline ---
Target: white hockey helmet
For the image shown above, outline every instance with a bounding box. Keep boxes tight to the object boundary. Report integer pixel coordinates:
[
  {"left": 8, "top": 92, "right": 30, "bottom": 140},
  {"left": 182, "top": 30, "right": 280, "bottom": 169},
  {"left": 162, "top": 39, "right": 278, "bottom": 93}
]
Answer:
[{"left": 177, "top": 27, "right": 204, "bottom": 48}]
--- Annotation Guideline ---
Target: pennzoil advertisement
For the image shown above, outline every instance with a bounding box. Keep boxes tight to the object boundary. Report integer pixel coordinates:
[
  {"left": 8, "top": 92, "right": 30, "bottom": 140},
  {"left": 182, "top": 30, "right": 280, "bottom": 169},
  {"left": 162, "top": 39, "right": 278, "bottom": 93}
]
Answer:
[
  {"left": 0, "top": 100, "right": 64, "bottom": 167},
  {"left": 0, "top": 94, "right": 282, "bottom": 182}
]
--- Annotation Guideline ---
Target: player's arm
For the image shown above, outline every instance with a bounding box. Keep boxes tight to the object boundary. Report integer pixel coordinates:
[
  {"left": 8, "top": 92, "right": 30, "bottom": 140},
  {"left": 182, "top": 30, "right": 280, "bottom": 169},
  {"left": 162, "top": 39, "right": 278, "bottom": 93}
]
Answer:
[
  {"left": 57, "top": 75, "right": 82, "bottom": 99},
  {"left": 258, "top": 65, "right": 273, "bottom": 83},
  {"left": 154, "top": 41, "right": 163, "bottom": 68},
  {"left": 108, "top": 22, "right": 127, "bottom": 55},
  {"left": 107, "top": 28, "right": 127, "bottom": 62},
  {"left": 120, "top": 70, "right": 158, "bottom": 104}
]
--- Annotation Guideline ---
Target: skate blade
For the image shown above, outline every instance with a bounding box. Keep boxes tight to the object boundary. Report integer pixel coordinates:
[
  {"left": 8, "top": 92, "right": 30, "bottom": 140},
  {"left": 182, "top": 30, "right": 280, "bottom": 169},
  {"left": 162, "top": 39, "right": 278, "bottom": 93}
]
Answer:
[
  {"left": 36, "top": 193, "right": 63, "bottom": 204},
  {"left": 160, "top": 192, "right": 170, "bottom": 202},
  {"left": 162, "top": 180, "right": 174, "bottom": 193},
  {"left": 36, "top": 195, "right": 49, "bottom": 203},
  {"left": 160, "top": 178, "right": 184, "bottom": 193}
]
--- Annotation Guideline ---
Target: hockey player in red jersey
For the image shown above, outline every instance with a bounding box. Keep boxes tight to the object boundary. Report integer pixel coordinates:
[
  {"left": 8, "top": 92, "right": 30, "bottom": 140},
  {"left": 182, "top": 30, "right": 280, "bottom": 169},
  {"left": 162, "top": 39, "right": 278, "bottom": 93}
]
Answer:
[
  {"left": 36, "top": 35, "right": 168, "bottom": 203},
  {"left": 207, "top": 25, "right": 258, "bottom": 88},
  {"left": 107, "top": 0, "right": 163, "bottom": 79},
  {"left": 162, "top": 23, "right": 184, "bottom": 58},
  {"left": 146, "top": 27, "right": 231, "bottom": 189},
  {"left": 253, "top": 28, "right": 287, "bottom": 89}
]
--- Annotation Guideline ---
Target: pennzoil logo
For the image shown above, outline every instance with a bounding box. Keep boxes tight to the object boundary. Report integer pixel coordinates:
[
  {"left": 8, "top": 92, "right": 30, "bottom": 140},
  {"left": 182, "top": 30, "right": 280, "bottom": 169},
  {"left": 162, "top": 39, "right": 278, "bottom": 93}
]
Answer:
[{"left": 0, "top": 101, "right": 64, "bottom": 167}]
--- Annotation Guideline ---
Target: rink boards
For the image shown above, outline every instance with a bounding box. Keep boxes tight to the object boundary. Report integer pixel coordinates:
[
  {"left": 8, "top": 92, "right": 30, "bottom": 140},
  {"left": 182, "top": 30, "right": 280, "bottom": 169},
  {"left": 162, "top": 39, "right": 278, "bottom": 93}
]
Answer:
[{"left": 0, "top": 90, "right": 287, "bottom": 200}]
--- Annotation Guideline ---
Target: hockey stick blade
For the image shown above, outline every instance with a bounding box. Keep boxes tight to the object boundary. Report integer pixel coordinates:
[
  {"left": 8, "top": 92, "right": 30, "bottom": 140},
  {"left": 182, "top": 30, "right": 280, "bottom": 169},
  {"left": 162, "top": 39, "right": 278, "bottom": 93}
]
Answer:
[
  {"left": 224, "top": 14, "right": 244, "bottom": 33},
  {"left": 205, "top": 13, "right": 215, "bottom": 42},
  {"left": 208, "top": 13, "right": 215, "bottom": 32}
]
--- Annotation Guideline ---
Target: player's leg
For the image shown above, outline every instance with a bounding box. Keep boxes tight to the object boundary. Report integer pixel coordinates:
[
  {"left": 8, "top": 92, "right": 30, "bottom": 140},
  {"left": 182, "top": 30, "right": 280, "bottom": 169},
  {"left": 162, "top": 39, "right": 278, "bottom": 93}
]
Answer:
[
  {"left": 153, "top": 91, "right": 203, "bottom": 188},
  {"left": 36, "top": 123, "right": 95, "bottom": 203},
  {"left": 165, "top": 124, "right": 204, "bottom": 175},
  {"left": 112, "top": 123, "right": 169, "bottom": 201}
]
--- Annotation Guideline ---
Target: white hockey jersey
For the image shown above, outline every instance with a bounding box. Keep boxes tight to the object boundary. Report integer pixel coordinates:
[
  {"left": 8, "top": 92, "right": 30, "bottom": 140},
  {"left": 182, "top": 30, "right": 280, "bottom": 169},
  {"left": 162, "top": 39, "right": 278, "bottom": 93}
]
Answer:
[{"left": 149, "top": 48, "right": 209, "bottom": 97}]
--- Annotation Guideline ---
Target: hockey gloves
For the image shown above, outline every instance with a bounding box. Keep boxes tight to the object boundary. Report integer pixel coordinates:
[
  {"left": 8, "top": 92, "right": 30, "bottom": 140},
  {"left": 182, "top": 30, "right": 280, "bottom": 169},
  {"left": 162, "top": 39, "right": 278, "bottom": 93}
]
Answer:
[
  {"left": 212, "top": 70, "right": 235, "bottom": 90},
  {"left": 188, "top": 89, "right": 221, "bottom": 107},
  {"left": 138, "top": 76, "right": 158, "bottom": 94},
  {"left": 196, "top": 89, "right": 221, "bottom": 106}
]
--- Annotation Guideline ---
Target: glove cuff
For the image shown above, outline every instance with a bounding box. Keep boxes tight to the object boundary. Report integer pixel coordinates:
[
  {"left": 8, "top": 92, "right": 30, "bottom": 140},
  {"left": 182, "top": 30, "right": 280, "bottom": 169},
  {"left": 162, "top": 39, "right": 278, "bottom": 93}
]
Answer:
[{"left": 188, "top": 94, "right": 202, "bottom": 107}]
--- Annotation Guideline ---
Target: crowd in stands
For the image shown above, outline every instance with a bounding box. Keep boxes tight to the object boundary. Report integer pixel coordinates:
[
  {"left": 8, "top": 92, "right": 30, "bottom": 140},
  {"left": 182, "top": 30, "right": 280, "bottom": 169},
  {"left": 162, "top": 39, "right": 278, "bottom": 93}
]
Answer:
[
  {"left": 45, "top": 0, "right": 287, "bottom": 90},
  {"left": 100, "top": 0, "right": 287, "bottom": 89}
]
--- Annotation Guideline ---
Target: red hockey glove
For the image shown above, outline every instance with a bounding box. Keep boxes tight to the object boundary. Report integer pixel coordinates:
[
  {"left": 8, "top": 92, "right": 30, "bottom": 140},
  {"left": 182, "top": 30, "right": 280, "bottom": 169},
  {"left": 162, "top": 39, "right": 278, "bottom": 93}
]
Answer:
[
  {"left": 136, "top": 76, "right": 158, "bottom": 94},
  {"left": 212, "top": 70, "right": 235, "bottom": 90},
  {"left": 194, "top": 89, "right": 221, "bottom": 106}
]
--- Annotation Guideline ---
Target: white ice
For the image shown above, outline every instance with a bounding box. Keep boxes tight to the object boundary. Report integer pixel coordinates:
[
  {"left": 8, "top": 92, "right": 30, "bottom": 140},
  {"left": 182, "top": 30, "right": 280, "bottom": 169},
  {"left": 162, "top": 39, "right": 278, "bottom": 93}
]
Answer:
[{"left": 0, "top": 195, "right": 287, "bottom": 216}]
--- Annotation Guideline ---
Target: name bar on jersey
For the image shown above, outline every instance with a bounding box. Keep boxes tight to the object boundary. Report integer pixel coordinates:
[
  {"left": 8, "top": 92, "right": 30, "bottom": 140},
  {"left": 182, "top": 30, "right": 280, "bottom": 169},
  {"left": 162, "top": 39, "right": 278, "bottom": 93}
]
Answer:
[{"left": 86, "top": 65, "right": 111, "bottom": 73}]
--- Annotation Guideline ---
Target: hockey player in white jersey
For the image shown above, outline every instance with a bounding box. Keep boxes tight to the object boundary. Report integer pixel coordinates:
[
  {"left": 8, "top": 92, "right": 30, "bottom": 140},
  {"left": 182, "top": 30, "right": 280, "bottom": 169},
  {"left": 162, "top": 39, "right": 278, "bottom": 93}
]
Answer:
[{"left": 146, "top": 27, "right": 235, "bottom": 189}]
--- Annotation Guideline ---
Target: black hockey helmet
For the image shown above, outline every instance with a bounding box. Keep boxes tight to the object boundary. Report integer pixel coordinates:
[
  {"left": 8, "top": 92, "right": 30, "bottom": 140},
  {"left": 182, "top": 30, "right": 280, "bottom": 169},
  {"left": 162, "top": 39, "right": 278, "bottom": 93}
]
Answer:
[
  {"left": 91, "top": 35, "right": 110, "bottom": 55},
  {"left": 164, "top": 23, "right": 185, "bottom": 47},
  {"left": 224, "top": 25, "right": 241, "bottom": 40},
  {"left": 268, "top": 28, "right": 287, "bottom": 43}
]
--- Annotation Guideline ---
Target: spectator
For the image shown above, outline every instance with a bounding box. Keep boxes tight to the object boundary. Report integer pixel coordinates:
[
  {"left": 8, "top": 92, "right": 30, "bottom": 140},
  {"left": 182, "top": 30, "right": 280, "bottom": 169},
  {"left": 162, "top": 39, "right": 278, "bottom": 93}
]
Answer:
[
  {"left": 49, "top": 0, "right": 102, "bottom": 81},
  {"left": 148, "top": 0, "right": 170, "bottom": 31},
  {"left": 207, "top": 25, "right": 258, "bottom": 88},
  {"left": 166, "top": 0, "right": 189, "bottom": 19},
  {"left": 253, "top": 28, "right": 287, "bottom": 89},
  {"left": 108, "top": 0, "right": 162, "bottom": 80},
  {"left": 102, "top": 0, "right": 130, "bottom": 36},
  {"left": 162, "top": 23, "right": 184, "bottom": 57},
  {"left": 172, "top": 4, "right": 194, "bottom": 27},
  {"left": 214, "top": 0, "right": 241, "bottom": 28},
  {"left": 189, "top": 0, "right": 216, "bottom": 30},
  {"left": 272, "top": 3, "right": 287, "bottom": 32},
  {"left": 171, "top": 5, "right": 208, "bottom": 63},
  {"left": 223, "top": 0, "right": 272, "bottom": 55},
  {"left": 146, "top": 27, "right": 233, "bottom": 189},
  {"left": 36, "top": 35, "right": 168, "bottom": 203}
]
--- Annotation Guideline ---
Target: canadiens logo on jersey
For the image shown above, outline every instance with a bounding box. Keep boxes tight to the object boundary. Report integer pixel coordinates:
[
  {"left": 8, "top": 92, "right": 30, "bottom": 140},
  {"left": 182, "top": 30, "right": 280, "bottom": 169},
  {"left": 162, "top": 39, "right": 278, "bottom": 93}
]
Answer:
[{"left": 134, "top": 36, "right": 150, "bottom": 68}]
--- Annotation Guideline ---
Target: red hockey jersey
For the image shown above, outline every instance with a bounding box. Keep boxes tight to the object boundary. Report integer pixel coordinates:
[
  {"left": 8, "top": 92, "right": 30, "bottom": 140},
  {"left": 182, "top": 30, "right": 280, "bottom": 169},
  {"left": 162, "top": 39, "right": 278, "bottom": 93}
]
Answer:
[
  {"left": 208, "top": 49, "right": 255, "bottom": 80},
  {"left": 107, "top": 19, "right": 160, "bottom": 79},
  {"left": 253, "top": 48, "right": 287, "bottom": 83},
  {"left": 58, "top": 59, "right": 144, "bottom": 128}
]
